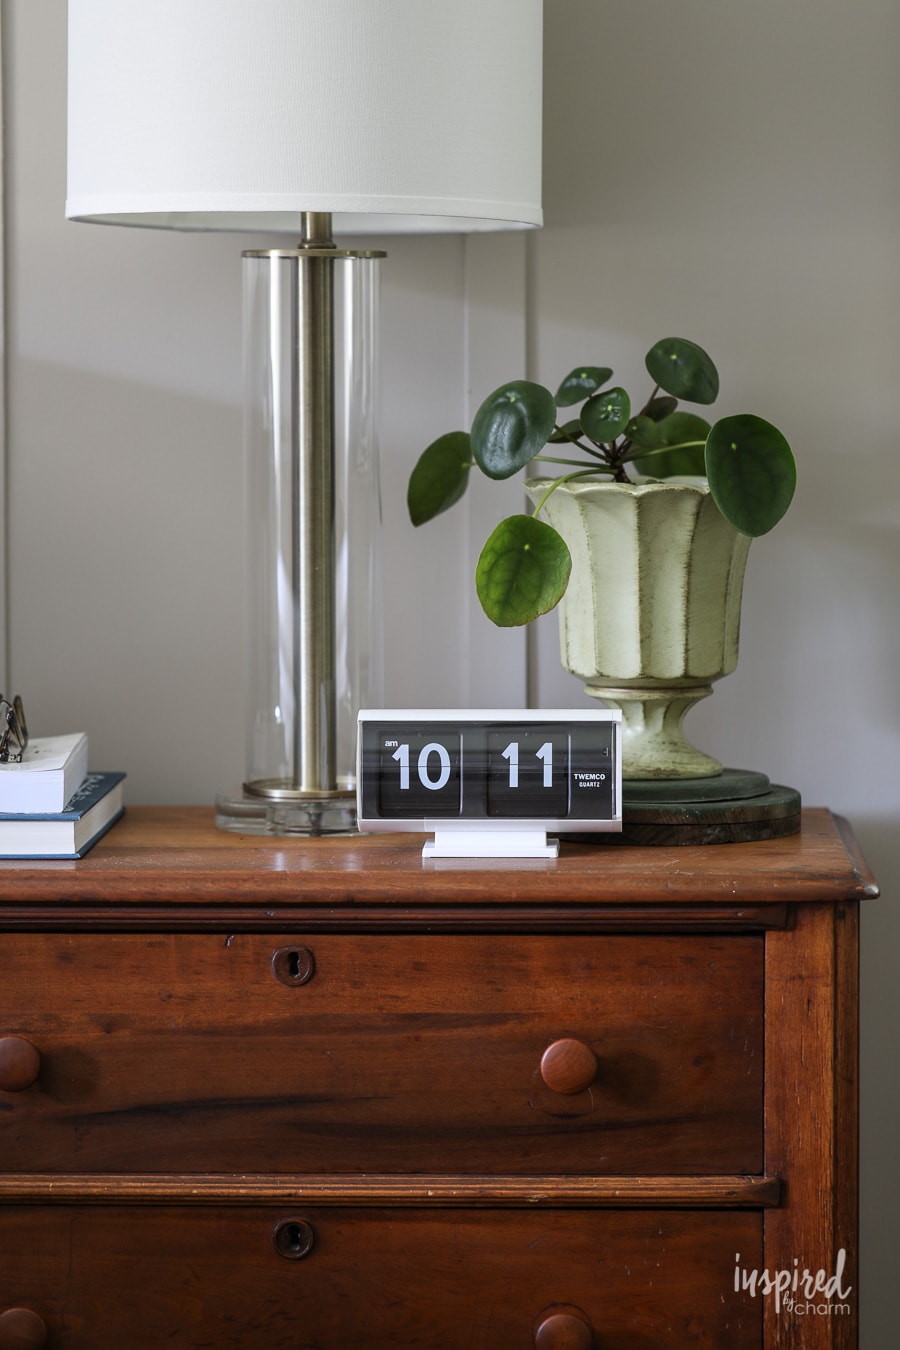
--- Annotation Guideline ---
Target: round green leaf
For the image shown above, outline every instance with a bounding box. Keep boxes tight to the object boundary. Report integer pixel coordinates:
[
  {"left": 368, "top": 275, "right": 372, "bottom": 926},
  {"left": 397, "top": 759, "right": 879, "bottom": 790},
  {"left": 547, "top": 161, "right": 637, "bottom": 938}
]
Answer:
[
  {"left": 555, "top": 366, "right": 614, "bottom": 407},
  {"left": 645, "top": 338, "right": 719, "bottom": 405},
  {"left": 407, "top": 432, "right": 472, "bottom": 526},
  {"left": 648, "top": 411, "right": 710, "bottom": 477},
  {"left": 475, "top": 514, "right": 572, "bottom": 627},
  {"left": 705, "top": 414, "right": 796, "bottom": 536},
  {"left": 548, "top": 418, "right": 584, "bottom": 444},
  {"left": 625, "top": 414, "right": 662, "bottom": 451},
  {"left": 581, "top": 386, "right": 631, "bottom": 442},
  {"left": 471, "top": 381, "right": 557, "bottom": 480},
  {"left": 644, "top": 394, "right": 679, "bottom": 423}
]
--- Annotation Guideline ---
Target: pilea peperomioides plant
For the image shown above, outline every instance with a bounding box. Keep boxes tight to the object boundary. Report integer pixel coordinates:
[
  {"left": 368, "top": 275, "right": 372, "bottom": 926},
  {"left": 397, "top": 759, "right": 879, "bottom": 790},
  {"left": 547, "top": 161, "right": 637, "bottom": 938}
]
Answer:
[{"left": 407, "top": 337, "right": 796, "bottom": 626}]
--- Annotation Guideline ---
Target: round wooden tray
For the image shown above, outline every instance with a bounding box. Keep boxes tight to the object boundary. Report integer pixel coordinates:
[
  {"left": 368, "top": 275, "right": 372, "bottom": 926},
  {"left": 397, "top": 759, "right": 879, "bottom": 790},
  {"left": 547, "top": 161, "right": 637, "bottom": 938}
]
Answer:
[{"left": 575, "top": 769, "right": 801, "bottom": 846}]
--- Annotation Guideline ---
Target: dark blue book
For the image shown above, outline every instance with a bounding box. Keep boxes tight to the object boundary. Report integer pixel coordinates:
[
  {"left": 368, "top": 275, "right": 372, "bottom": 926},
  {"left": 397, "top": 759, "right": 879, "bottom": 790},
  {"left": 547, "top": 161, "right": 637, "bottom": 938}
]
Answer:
[{"left": 0, "top": 772, "right": 126, "bottom": 858}]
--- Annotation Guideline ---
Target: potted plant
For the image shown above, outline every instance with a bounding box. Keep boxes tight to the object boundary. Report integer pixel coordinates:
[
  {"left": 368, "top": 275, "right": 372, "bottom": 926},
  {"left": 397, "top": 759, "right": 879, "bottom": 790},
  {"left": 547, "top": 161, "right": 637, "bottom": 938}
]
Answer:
[{"left": 407, "top": 338, "right": 796, "bottom": 779}]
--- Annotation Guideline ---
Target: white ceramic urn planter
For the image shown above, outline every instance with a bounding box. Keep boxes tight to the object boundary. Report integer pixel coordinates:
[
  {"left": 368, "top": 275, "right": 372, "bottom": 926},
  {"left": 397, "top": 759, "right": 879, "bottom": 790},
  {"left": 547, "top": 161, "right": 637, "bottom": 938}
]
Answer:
[{"left": 525, "top": 479, "right": 751, "bottom": 780}]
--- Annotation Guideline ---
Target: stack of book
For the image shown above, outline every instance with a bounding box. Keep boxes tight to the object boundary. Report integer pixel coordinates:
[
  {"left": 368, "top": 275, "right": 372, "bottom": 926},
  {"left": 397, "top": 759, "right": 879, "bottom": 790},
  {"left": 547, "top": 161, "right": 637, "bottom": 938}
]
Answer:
[{"left": 0, "top": 732, "right": 125, "bottom": 858}]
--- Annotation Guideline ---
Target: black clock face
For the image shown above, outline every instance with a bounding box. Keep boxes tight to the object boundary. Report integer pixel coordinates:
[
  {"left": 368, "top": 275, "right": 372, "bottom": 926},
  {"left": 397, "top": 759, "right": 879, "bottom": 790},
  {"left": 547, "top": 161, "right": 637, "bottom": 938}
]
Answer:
[{"left": 359, "top": 717, "right": 617, "bottom": 825}]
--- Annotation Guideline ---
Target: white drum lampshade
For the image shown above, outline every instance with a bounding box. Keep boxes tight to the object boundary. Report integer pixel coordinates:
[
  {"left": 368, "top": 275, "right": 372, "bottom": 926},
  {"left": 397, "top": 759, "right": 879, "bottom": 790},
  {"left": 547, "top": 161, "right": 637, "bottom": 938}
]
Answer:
[{"left": 66, "top": 0, "right": 543, "bottom": 235}]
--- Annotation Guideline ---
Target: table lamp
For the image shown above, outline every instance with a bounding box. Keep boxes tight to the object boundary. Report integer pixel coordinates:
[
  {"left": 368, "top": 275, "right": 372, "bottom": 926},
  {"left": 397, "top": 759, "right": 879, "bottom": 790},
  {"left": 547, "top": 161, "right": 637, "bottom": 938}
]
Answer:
[{"left": 66, "top": 0, "right": 543, "bottom": 834}]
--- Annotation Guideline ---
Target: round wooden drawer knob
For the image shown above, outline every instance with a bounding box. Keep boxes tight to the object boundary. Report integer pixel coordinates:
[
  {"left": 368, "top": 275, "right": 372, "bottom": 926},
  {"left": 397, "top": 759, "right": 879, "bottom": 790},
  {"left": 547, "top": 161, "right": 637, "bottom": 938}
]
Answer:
[
  {"left": 0, "top": 1037, "right": 41, "bottom": 1092},
  {"left": 534, "top": 1307, "right": 593, "bottom": 1349},
  {"left": 0, "top": 1307, "right": 48, "bottom": 1349},
  {"left": 540, "top": 1038, "right": 598, "bottom": 1095}
]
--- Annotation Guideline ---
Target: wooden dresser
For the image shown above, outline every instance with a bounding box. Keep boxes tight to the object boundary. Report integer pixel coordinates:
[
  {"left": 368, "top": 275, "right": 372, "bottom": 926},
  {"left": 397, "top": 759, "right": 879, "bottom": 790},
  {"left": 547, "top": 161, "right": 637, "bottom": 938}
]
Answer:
[{"left": 0, "top": 807, "right": 876, "bottom": 1348}]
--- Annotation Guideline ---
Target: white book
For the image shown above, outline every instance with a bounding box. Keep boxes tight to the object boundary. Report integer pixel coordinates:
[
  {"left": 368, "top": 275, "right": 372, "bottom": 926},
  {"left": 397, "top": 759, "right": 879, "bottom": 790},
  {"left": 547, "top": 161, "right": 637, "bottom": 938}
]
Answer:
[
  {"left": 0, "top": 771, "right": 125, "bottom": 858},
  {"left": 0, "top": 732, "right": 89, "bottom": 814}
]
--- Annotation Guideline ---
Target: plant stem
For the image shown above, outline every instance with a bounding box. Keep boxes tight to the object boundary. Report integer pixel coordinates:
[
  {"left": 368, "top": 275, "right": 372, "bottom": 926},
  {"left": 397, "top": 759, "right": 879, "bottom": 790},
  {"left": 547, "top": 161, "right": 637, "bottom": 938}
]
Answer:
[
  {"left": 548, "top": 428, "right": 609, "bottom": 460},
  {"left": 626, "top": 439, "right": 705, "bottom": 465},
  {"left": 534, "top": 454, "right": 610, "bottom": 470},
  {"left": 636, "top": 383, "right": 661, "bottom": 417},
  {"left": 530, "top": 467, "right": 609, "bottom": 518}
]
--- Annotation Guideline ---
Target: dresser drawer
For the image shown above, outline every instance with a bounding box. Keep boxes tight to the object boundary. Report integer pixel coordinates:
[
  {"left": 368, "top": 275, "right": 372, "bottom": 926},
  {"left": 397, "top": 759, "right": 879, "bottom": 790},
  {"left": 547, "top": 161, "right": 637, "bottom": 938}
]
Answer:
[
  {"left": 0, "top": 1205, "right": 763, "bottom": 1348},
  {"left": 1, "top": 932, "right": 763, "bottom": 1174}
]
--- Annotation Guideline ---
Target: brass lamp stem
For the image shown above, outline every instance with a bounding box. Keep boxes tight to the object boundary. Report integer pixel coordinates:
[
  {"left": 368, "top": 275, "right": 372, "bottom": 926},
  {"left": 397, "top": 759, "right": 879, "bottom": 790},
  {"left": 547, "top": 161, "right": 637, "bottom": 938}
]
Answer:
[
  {"left": 292, "top": 212, "right": 337, "bottom": 791},
  {"left": 299, "top": 212, "right": 336, "bottom": 250}
]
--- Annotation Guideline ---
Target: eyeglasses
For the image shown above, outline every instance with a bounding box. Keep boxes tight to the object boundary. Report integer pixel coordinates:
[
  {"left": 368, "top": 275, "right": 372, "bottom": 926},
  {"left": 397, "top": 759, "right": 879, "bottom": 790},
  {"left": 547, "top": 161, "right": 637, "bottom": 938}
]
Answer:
[{"left": 0, "top": 695, "right": 28, "bottom": 763}]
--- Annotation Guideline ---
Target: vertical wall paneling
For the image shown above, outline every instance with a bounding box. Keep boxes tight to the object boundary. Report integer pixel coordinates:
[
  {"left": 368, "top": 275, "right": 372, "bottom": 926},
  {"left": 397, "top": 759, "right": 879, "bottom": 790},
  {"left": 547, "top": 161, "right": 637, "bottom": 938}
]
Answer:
[
  {"left": 0, "top": 7, "right": 7, "bottom": 691},
  {"left": 461, "top": 233, "right": 529, "bottom": 708}
]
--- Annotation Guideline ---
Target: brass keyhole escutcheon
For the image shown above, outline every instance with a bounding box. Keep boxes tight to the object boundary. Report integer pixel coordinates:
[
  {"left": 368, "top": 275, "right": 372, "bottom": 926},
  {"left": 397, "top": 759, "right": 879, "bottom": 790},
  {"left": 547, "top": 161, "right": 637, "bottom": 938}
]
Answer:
[
  {"left": 273, "top": 1218, "right": 315, "bottom": 1260},
  {"left": 271, "top": 946, "right": 315, "bottom": 987}
]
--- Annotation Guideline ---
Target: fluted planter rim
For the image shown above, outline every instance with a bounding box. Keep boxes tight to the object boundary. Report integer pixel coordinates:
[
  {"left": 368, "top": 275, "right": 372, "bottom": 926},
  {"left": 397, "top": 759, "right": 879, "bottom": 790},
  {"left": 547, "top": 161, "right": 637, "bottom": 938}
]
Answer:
[{"left": 524, "top": 473, "right": 711, "bottom": 498}]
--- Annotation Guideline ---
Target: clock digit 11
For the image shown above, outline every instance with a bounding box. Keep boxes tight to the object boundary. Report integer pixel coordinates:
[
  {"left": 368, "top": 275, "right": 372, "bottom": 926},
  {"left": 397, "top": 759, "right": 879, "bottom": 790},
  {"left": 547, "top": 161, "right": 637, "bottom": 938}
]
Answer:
[
  {"left": 501, "top": 740, "right": 553, "bottom": 789},
  {"left": 486, "top": 729, "right": 569, "bottom": 817}
]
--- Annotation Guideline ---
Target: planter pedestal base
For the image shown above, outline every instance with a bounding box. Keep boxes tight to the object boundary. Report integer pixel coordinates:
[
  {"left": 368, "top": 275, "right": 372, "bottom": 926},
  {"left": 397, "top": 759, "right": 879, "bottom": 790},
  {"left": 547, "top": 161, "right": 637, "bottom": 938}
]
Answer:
[{"left": 584, "top": 683, "right": 722, "bottom": 780}]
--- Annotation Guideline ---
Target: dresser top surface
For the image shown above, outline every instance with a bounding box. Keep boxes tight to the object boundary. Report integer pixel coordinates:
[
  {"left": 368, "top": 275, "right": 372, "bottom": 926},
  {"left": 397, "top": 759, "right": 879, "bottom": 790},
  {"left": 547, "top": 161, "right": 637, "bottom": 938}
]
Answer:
[{"left": 0, "top": 807, "right": 877, "bottom": 913}]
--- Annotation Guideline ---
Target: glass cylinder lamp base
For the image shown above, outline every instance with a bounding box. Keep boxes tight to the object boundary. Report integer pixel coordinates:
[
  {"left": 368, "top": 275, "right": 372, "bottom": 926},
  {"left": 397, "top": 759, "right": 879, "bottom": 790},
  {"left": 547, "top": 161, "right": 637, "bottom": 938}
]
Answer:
[
  {"left": 215, "top": 786, "right": 358, "bottom": 836},
  {"left": 227, "top": 245, "right": 383, "bottom": 840}
]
